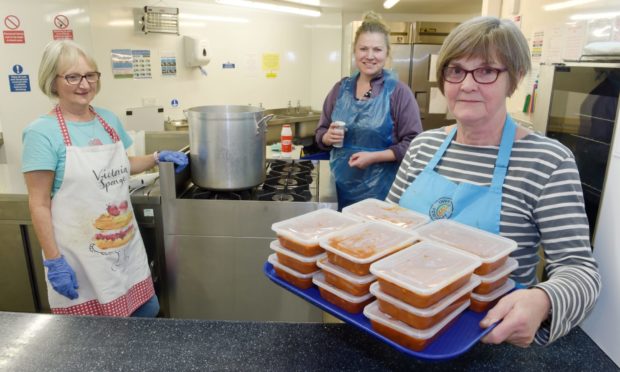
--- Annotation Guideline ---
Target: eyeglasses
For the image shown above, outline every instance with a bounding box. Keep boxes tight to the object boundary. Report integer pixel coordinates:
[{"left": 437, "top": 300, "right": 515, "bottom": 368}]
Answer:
[
  {"left": 443, "top": 66, "right": 507, "bottom": 84},
  {"left": 58, "top": 72, "right": 101, "bottom": 85}
]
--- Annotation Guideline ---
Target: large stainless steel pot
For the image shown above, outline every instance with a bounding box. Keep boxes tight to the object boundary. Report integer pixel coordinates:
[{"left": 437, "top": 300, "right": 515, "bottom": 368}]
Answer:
[{"left": 186, "top": 105, "right": 273, "bottom": 190}]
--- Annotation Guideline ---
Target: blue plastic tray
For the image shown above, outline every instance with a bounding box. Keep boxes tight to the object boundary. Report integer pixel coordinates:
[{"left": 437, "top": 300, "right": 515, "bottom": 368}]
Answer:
[{"left": 264, "top": 261, "right": 499, "bottom": 361}]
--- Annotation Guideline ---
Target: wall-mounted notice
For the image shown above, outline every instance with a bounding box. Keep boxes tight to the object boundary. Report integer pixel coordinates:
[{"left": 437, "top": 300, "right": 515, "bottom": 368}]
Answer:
[
  {"left": 52, "top": 14, "right": 73, "bottom": 40},
  {"left": 160, "top": 52, "right": 176, "bottom": 77},
  {"left": 132, "top": 50, "right": 152, "bottom": 79},
  {"left": 8, "top": 64, "right": 30, "bottom": 92},
  {"left": 3, "top": 15, "right": 25, "bottom": 44},
  {"left": 262, "top": 53, "right": 279, "bottom": 79},
  {"left": 111, "top": 49, "right": 133, "bottom": 79}
]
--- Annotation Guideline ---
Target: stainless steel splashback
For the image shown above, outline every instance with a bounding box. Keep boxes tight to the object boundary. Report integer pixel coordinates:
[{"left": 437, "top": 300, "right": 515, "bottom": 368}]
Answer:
[{"left": 159, "top": 159, "right": 336, "bottom": 321}]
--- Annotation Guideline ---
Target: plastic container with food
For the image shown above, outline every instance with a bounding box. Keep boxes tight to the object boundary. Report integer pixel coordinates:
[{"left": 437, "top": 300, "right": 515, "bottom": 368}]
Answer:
[
  {"left": 470, "top": 279, "right": 516, "bottom": 312},
  {"left": 270, "top": 240, "right": 325, "bottom": 274},
  {"left": 267, "top": 253, "right": 317, "bottom": 290},
  {"left": 342, "top": 198, "right": 429, "bottom": 231},
  {"left": 474, "top": 257, "right": 518, "bottom": 295},
  {"left": 364, "top": 299, "right": 470, "bottom": 351},
  {"left": 316, "top": 257, "right": 376, "bottom": 296},
  {"left": 319, "top": 221, "right": 419, "bottom": 276},
  {"left": 369, "top": 275, "right": 480, "bottom": 330},
  {"left": 370, "top": 241, "right": 481, "bottom": 308},
  {"left": 313, "top": 272, "right": 374, "bottom": 313},
  {"left": 271, "top": 208, "right": 361, "bottom": 257},
  {"left": 415, "top": 219, "right": 517, "bottom": 275}
]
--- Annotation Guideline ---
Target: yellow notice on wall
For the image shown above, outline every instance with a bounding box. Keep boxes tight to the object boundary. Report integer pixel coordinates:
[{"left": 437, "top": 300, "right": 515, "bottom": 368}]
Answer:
[{"left": 262, "top": 53, "right": 280, "bottom": 71}]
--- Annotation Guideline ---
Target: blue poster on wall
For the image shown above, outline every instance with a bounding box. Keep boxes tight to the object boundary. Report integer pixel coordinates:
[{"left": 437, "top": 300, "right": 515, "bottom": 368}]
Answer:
[{"left": 8, "top": 64, "right": 30, "bottom": 92}]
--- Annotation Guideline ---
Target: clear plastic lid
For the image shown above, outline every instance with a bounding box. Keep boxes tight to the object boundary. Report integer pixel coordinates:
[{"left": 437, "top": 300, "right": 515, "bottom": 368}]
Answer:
[
  {"left": 270, "top": 240, "right": 326, "bottom": 263},
  {"left": 370, "top": 241, "right": 481, "bottom": 296},
  {"left": 319, "top": 221, "right": 419, "bottom": 264},
  {"left": 477, "top": 257, "right": 518, "bottom": 283},
  {"left": 415, "top": 220, "right": 517, "bottom": 264},
  {"left": 316, "top": 257, "right": 376, "bottom": 285},
  {"left": 364, "top": 299, "right": 470, "bottom": 338},
  {"left": 369, "top": 276, "right": 480, "bottom": 317},
  {"left": 271, "top": 209, "right": 361, "bottom": 246},
  {"left": 313, "top": 272, "right": 374, "bottom": 303},
  {"left": 267, "top": 253, "right": 319, "bottom": 279},
  {"left": 342, "top": 198, "right": 430, "bottom": 231},
  {"left": 471, "top": 279, "right": 516, "bottom": 302}
]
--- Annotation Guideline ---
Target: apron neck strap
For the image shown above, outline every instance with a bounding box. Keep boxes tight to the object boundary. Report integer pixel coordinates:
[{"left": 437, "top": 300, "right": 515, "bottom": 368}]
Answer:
[
  {"left": 490, "top": 114, "right": 517, "bottom": 192},
  {"left": 425, "top": 114, "right": 517, "bottom": 192},
  {"left": 55, "top": 105, "right": 120, "bottom": 146}
]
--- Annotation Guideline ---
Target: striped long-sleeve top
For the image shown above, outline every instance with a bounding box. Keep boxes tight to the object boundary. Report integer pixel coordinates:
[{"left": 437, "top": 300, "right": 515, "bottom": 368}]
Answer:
[{"left": 386, "top": 127, "right": 601, "bottom": 345}]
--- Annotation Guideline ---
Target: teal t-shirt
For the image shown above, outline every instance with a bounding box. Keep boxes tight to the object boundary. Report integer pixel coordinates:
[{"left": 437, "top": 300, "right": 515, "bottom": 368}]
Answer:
[{"left": 21, "top": 107, "right": 133, "bottom": 195}]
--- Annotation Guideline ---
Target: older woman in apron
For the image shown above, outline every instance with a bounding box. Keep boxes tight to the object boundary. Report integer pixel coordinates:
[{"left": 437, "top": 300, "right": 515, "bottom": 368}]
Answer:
[
  {"left": 22, "top": 40, "right": 187, "bottom": 317},
  {"left": 387, "top": 17, "right": 600, "bottom": 347}
]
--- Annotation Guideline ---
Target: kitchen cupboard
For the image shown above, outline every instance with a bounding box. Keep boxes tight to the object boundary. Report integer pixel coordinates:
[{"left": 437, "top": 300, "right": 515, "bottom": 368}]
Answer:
[{"left": 0, "top": 223, "right": 37, "bottom": 312}]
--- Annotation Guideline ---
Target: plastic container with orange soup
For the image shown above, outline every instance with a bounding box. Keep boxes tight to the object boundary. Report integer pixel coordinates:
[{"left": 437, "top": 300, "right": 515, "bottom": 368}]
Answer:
[
  {"left": 319, "top": 221, "right": 419, "bottom": 276},
  {"left": 369, "top": 276, "right": 480, "bottom": 330},
  {"left": 370, "top": 241, "right": 481, "bottom": 308},
  {"left": 364, "top": 299, "right": 470, "bottom": 351},
  {"left": 474, "top": 257, "right": 518, "bottom": 295},
  {"left": 270, "top": 240, "right": 325, "bottom": 274},
  {"left": 470, "top": 278, "right": 516, "bottom": 312},
  {"left": 313, "top": 272, "right": 374, "bottom": 313},
  {"left": 316, "top": 257, "right": 376, "bottom": 296},
  {"left": 342, "top": 198, "right": 429, "bottom": 231},
  {"left": 268, "top": 254, "right": 317, "bottom": 290},
  {"left": 415, "top": 219, "right": 517, "bottom": 275},
  {"left": 271, "top": 209, "right": 361, "bottom": 257}
]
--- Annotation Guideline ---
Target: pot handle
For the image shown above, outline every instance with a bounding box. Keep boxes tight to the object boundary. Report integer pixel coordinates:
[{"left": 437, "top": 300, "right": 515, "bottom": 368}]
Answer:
[{"left": 256, "top": 114, "right": 274, "bottom": 135}]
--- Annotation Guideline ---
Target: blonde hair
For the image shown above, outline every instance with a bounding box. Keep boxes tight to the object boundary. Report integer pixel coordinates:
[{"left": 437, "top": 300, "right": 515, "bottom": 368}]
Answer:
[
  {"left": 354, "top": 11, "right": 391, "bottom": 56},
  {"left": 38, "top": 40, "right": 100, "bottom": 98},
  {"left": 436, "top": 16, "right": 531, "bottom": 96}
]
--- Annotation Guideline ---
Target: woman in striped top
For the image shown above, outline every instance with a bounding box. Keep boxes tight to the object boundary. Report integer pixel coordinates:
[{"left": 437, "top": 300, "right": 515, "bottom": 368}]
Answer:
[{"left": 387, "top": 16, "right": 600, "bottom": 347}]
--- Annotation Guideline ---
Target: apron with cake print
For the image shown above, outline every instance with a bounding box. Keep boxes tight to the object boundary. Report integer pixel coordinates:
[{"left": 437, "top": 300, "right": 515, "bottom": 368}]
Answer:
[
  {"left": 398, "top": 115, "right": 517, "bottom": 234},
  {"left": 47, "top": 105, "right": 154, "bottom": 316}
]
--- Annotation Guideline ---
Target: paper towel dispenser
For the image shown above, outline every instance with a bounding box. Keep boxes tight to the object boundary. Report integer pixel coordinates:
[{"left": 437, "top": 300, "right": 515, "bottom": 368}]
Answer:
[{"left": 183, "top": 36, "right": 211, "bottom": 67}]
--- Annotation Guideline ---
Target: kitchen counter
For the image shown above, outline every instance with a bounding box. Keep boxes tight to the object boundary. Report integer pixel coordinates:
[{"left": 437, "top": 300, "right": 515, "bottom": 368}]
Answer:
[
  {"left": 0, "top": 164, "right": 160, "bottom": 205},
  {"left": 0, "top": 311, "right": 616, "bottom": 371}
]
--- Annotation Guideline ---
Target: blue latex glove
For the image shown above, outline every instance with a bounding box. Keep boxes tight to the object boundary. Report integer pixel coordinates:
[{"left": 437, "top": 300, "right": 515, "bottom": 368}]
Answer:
[
  {"left": 43, "top": 255, "right": 79, "bottom": 300},
  {"left": 158, "top": 150, "right": 188, "bottom": 173}
]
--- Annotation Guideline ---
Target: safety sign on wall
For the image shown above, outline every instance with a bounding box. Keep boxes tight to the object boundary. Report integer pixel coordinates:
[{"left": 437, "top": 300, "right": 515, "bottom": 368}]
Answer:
[
  {"left": 52, "top": 14, "right": 73, "bottom": 40},
  {"left": 8, "top": 64, "right": 30, "bottom": 92},
  {"left": 3, "top": 15, "right": 25, "bottom": 44}
]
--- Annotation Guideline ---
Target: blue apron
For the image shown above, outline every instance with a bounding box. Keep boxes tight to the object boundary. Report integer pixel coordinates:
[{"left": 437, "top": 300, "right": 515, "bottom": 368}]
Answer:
[
  {"left": 330, "top": 70, "right": 399, "bottom": 210},
  {"left": 399, "top": 115, "right": 517, "bottom": 234}
]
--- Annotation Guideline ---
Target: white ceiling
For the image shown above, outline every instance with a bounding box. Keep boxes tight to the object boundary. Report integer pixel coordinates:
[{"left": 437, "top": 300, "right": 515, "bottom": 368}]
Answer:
[{"left": 309, "top": 0, "right": 483, "bottom": 14}]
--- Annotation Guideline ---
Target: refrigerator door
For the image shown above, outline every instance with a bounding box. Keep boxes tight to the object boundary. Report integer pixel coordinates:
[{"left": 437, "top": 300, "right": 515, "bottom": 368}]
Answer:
[
  {"left": 389, "top": 44, "right": 413, "bottom": 86},
  {"left": 411, "top": 44, "right": 453, "bottom": 130}
]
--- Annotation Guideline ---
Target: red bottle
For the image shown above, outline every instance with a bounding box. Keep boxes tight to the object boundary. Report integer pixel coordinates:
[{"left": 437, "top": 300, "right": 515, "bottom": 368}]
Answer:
[{"left": 281, "top": 124, "right": 292, "bottom": 158}]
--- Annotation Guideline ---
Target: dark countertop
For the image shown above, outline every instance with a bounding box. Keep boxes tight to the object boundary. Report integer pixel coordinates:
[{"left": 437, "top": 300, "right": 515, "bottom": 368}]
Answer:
[{"left": 0, "top": 312, "right": 616, "bottom": 372}]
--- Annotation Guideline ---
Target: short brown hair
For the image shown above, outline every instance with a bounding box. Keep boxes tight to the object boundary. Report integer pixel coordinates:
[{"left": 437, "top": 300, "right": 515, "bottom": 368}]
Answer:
[
  {"left": 38, "top": 40, "right": 100, "bottom": 98},
  {"left": 354, "top": 11, "right": 391, "bottom": 56},
  {"left": 436, "top": 16, "right": 530, "bottom": 96}
]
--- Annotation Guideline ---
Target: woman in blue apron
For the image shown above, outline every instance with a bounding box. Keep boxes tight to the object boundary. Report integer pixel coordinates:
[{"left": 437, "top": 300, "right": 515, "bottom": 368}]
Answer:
[
  {"left": 387, "top": 17, "right": 600, "bottom": 348},
  {"left": 314, "top": 11, "right": 422, "bottom": 210}
]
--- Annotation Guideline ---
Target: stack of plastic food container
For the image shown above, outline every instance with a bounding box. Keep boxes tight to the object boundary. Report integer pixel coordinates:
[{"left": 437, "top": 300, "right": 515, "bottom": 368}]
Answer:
[
  {"left": 315, "top": 221, "right": 419, "bottom": 313},
  {"left": 269, "top": 208, "right": 361, "bottom": 289},
  {"left": 365, "top": 241, "right": 481, "bottom": 351},
  {"left": 342, "top": 198, "right": 429, "bottom": 231},
  {"left": 415, "top": 220, "right": 518, "bottom": 312}
]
